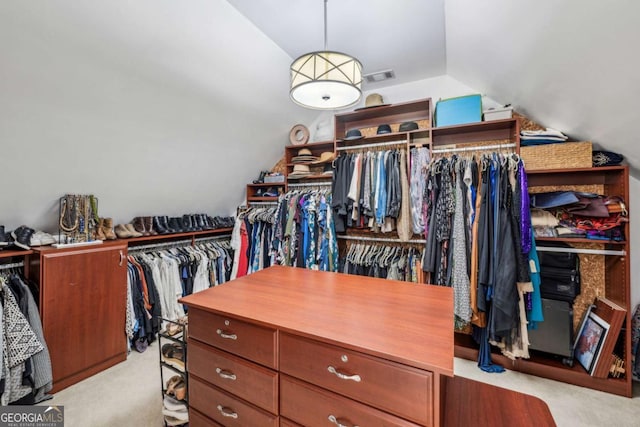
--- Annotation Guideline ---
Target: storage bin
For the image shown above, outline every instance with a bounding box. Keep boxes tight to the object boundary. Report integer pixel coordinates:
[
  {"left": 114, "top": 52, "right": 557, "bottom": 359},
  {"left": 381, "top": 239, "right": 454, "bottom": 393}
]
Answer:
[
  {"left": 521, "top": 141, "right": 592, "bottom": 171},
  {"left": 434, "top": 94, "right": 482, "bottom": 127},
  {"left": 484, "top": 106, "right": 513, "bottom": 121}
]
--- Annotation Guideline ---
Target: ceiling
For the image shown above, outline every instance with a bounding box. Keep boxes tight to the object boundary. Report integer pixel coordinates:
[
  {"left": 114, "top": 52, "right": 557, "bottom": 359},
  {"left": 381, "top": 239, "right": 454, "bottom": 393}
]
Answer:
[
  {"left": 228, "top": 0, "right": 640, "bottom": 176},
  {"left": 227, "top": 0, "right": 447, "bottom": 89}
]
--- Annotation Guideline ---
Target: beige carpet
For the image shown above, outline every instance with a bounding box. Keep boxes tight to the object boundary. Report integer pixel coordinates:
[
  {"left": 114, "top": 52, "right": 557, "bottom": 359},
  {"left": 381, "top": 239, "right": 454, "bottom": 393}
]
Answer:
[{"left": 44, "top": 342, "right": 640, "bottom": 426}]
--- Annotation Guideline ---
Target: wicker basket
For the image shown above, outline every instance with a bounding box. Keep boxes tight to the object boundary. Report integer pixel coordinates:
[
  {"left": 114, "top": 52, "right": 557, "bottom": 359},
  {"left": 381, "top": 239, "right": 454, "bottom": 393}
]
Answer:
[{"left": 521, "top": 141, "right": 592, "bottom": 171}]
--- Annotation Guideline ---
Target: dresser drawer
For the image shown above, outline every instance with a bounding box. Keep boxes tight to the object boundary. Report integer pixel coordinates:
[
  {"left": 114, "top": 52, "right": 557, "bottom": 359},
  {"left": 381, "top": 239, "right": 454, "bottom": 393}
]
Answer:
[
  {"left": 189, "top": 408, "right": 224, "bottom": 427},
  {"left": 280, "top": 418, "right": 303, "bottom": 427},
  {"left": 281, "top": 375, "right": 423, "bottom": 427},
  {"left": 188, "top": 339, "right": 278, "bottom": 414},
  {"left": 190, "top": 376, "right": 278, "bottom": 427},
  {"left": 280, "top": 333, "right": 432, "bottom": 426},
  {"left": 189, "top": 308, "right": 277, "bottom": 369}
]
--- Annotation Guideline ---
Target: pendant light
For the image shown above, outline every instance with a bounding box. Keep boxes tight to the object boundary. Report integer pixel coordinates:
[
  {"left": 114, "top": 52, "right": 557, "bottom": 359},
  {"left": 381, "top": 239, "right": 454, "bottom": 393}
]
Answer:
[{"left": 290, "top": 0, "right": 363, "bottom": 110}]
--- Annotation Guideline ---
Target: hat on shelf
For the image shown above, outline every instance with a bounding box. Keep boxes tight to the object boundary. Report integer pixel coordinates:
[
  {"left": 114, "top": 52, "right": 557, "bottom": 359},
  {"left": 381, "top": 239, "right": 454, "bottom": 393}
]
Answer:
[
  {"left": 355, "top": 93, "right": 390, "bottom": 111},
  {"left": 292, "top": 147, "right": 318, "bottom": 163},
  {"left": 376, "top": 124, "right": 392, "bottom": 135},
  {"left": 593, "top": 150, "right": 624, "bottom": 167},
  {"left": 343, "top": 129, "right": 364, "bottom": 141},
  {"left": 322, "top": 163, "right": 334, "bottom": 176},
  {"left": 288, "top": 164, "right": 312, "bottom": 178},
  {"left": 311, "top": 151, "right": 336, "bottom": 164},
  {"left": 399, "top": 121, "right": 419, "bottom": 132}
]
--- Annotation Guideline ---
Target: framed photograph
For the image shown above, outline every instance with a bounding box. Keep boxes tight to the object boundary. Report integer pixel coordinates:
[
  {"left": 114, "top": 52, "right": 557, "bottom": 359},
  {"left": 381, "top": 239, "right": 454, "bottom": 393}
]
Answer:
[{"left": 574, "top": 311, "right": 610, "bottom": 374}]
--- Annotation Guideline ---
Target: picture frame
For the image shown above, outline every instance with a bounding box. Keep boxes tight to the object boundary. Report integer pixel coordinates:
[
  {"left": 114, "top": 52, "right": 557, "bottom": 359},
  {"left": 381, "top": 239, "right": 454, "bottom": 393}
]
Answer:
[{"left": 574, "top": 311, "right": 610, "bottom": 374}]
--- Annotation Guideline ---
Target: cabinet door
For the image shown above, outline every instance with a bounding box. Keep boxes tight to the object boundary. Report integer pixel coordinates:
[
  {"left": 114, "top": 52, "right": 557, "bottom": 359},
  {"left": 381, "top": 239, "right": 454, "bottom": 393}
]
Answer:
[{"left": 41, "top": 244, "right": 128, "bottom": 387}]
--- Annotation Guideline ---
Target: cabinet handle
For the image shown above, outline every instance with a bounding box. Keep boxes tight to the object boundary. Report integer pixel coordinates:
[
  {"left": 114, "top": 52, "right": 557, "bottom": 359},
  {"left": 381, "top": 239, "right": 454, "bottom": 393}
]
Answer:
[
  {"left": 216, "top": 405, "right": 238, "bottom": 419},
  {"left": 215, "top": 367, "right": 237, "bottom": 381},
  {"left": 216, "top": 329, "right": 237, "bottom": 340},
  {"left": 327, "top": 366, "right": 361, "bottom": 382},
  {"left": 119, "top": 250, "right": 125, "bottom": 266},
  {"left": 328, "top": 415, "right": 359, "bottom": 427}
]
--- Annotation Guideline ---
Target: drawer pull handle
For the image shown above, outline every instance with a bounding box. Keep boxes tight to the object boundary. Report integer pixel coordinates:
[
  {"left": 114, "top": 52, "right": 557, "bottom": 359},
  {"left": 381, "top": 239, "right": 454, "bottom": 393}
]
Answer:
[
  {"left": 215, "top": 367, "right": 237, "bottom": 381},
  {"left": 327, "top": 366, "right": 361, "bottom": 382},
  {"left": 216, "top": 329, "right": 237, "bottom": 340},
  {"left": 328, "top": 415, "right": 359, "bottom": 427},
  {"left": 216, "top": 405, "right": 238, "bottom": 419}
]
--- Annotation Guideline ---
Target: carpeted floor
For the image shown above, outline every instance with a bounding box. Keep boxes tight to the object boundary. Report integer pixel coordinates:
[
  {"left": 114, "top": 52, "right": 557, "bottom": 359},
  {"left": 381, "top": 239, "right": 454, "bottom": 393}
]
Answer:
[{"left": 45, "top": 342, "right": 640, "bottom": 426}]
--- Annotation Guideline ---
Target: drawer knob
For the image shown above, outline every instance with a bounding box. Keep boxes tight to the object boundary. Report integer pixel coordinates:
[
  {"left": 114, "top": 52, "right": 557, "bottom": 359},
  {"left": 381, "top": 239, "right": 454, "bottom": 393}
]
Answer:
[
  {"left": 216, "top": 405, "right": 239, "bottom": 419},
  {"left": 328, "top": 414, "right": 359, "bottom": 427},
  {"left": 327, "top": 366, "right": 361, "bottom": 382},
  {"left": 215, "top": 367, "right": 237, "bottom": 381},
  {"left": 216, "top": 329, "right": 238, "bottom": 340}
]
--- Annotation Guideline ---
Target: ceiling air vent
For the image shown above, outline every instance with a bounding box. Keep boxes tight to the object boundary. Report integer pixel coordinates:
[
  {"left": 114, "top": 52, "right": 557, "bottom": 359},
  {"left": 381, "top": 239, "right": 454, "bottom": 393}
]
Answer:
[{"left": 363, "top": 69, "right": 395, "bottom": 84}]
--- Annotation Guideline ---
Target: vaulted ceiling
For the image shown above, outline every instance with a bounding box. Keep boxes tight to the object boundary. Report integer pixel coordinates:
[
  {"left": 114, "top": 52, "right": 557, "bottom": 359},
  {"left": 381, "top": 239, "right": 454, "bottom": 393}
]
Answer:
[{"left": 228, "top": 0, "right": 640, "bottom": 176}]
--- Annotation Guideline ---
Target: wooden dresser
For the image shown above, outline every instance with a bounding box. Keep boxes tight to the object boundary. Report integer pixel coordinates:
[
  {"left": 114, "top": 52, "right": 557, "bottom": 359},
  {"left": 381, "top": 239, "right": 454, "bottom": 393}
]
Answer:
[{"left": 180, "top": 265, "right": 454, "bottom": 427}]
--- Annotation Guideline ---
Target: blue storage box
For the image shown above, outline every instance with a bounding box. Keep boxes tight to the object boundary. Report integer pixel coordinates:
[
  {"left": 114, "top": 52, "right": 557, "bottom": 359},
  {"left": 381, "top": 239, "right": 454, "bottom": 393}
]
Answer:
[{"left": 435, "top": 94, "right": 482, "bottom": 127}]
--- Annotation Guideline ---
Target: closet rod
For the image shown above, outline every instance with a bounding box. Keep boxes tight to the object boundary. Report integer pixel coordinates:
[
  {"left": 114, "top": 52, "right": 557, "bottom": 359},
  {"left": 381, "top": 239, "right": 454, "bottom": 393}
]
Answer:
[
  {"left": 248, "top": 201, "right": 279, "bottom": 206},
  {"left": 337, "top": 235, "right": 426, "bottom": 244},
  {"left": 536, "top": 246, "right": 626, "bottom": 256},
  {"left": 0, "top": 261, "right": 25, "bottom": 270},
  {"left": 287, "top": 182, "right": 332, "bottom": 188},
  {"left": 194, "top": 235, "right": 231, "bottom": 243},
  {"left": 336, "top": 140, "right": 406, "bottom": 151},
  {"left": 128, "top": 239, "right": 194, "bottom": 252},
  {"left": 431, "top": 142, "right": 516, "bottom": 154}
]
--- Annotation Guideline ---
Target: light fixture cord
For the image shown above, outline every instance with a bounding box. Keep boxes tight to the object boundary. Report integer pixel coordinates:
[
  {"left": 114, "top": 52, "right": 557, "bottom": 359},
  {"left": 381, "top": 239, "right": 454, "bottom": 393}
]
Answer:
[{"left": 323, "top": 0, "right": 328, "bottom": 51}]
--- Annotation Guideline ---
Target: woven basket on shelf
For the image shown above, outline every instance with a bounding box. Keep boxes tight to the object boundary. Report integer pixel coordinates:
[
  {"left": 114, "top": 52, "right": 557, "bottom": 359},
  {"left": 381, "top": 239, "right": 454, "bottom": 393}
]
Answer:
[{"left": 521, "top": 141, "right": 592, "bottom": 171}]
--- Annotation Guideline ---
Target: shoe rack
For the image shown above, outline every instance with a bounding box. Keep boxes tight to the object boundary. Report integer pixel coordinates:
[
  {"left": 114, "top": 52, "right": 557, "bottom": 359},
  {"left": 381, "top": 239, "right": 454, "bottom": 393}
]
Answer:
[{"left": 159, "top": 317, "right": 189, "bottom": 426}]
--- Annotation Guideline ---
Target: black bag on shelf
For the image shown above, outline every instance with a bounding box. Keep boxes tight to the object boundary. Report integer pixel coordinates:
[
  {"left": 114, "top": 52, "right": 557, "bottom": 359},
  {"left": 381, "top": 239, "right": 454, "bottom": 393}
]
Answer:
[{"left": 538, "top": 242, "right": 581, "bottom": 302}]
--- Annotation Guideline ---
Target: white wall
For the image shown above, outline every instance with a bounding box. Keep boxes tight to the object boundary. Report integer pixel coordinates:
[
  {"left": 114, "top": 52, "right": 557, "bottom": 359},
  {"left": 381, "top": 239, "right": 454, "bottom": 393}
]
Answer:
[{"left": 0, "top": 0, "right": 316, "bottom": 232}]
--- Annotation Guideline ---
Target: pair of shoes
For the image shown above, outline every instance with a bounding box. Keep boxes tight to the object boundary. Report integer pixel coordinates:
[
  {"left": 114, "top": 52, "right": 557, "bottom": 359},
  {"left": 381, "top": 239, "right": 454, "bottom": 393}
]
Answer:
[
  {"left": 114, "top": 224, "right": 143, "bottom": 239},
  {"left": 95, "top": 218, "right": 116, "bottom": 240},
  {"left": 164, "top": 322, "right": 183, "bottom": 337},
  {"left": 29, "top": 231, "right": 56, "bottom": 246},
  {"left": 132, "top": 216, "right": 158, "bottom": 236},
  {"left": 12, "top": 226, "right": 35, "bottom": 250},
  {"left": 162, "top": 343, "right": 185, "bottom": 369},
  {"left": 165, "top": 375, "right": 187, "bottom": 401}
]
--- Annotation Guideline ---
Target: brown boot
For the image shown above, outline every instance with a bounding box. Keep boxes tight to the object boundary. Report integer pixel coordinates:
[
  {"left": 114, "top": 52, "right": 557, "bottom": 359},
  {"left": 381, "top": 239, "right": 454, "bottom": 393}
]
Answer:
[
  {"left": 102, "top": 218, "right": 117, "bottom": 240},
  {"left": 133, "top": 217, "right": 149, "bottom": 236},
  {"left": 124, "top": 223, "right": 142, "bottom": 238},
  {"left": 144, "top": 216, "right": 158, "bottom": 235},
  {"left": 95, "top": 218, "right": 107, "bottom": 240}
]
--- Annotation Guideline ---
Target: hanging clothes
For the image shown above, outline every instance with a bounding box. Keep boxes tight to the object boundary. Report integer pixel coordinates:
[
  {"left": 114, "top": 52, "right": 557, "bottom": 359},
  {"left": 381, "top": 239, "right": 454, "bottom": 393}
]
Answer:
[
  {"left": 126, "top": 239, "right": 233, "bottom": 351},
  {"left": 332, "top": 148, "right": 409, "bottom": 238},
  {"left": 0, "top": 271, "right": 53, "bottom": 405},
  {"left": 420, "top": 153, "right": 541, "bottom": 364},
  {"left": 340, "top": 241, "right": 423, "bottom": 283}
]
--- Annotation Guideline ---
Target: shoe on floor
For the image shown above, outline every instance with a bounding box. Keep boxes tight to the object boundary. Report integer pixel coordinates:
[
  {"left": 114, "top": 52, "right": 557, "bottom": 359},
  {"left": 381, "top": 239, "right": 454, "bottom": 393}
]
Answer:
[
  {"left": 30, "top": 230, "right": 56, "bottom": 246},
  {"left": 12, "top": 226, "right": 35, "bottom": 250}
]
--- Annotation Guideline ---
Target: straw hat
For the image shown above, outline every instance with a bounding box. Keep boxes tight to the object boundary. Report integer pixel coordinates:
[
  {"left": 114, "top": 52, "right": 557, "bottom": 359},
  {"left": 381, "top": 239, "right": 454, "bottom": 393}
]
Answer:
[
  {"left": 311, "top": 152, "right": 336, "bottom": 164},
  {"left": 288, "top": 164, "right": 311, "bottom": 179},
  {"left": 355, "top": 93, "right": 389, "bottom": 111}
]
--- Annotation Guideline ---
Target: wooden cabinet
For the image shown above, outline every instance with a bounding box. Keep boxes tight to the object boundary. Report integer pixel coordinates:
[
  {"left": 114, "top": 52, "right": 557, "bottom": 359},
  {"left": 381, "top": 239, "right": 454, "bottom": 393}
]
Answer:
[
  {"left": 456, "top": 165, "right": 632, "bottom": 397},
  {"left": 246, "top": 182, "right": 285, "bottom": 204},
  {"left": 180, "top": 265, "right": 454, "bottom": 427},
  {"left": 33, "top": 241, "right": 128, "bottom": 392},
  {"left": 284, "top": 139, "right": 335, "bottom": 184}
]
